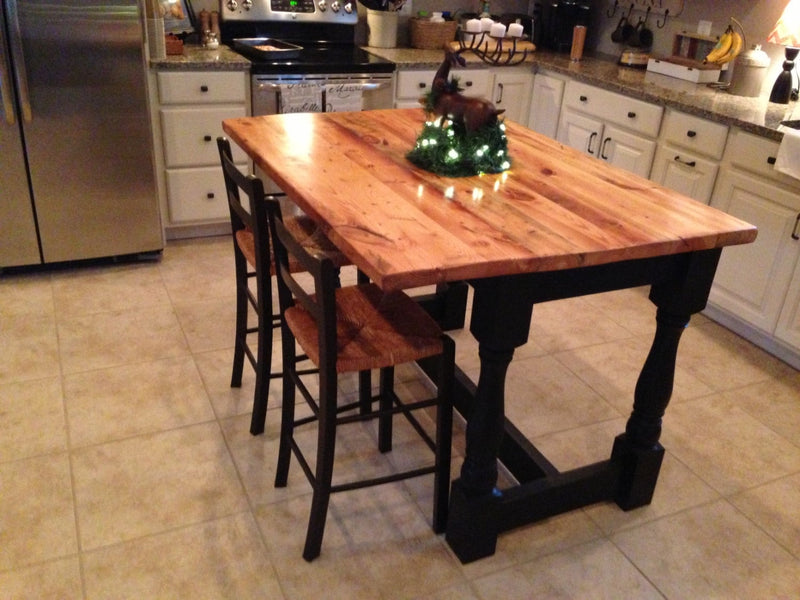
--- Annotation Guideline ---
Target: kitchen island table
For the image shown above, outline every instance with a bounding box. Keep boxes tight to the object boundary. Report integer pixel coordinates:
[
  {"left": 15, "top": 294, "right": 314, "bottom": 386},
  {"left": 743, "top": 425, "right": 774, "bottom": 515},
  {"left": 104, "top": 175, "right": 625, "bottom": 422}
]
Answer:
[{"left": 222, "top": 108, "right": 757, "bottom": 563}]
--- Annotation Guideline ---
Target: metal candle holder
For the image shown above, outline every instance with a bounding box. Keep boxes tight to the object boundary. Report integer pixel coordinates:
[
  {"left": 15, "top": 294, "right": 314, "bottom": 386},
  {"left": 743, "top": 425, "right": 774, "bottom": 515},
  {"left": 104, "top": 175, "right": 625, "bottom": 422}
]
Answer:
[{"left": 456, "top": 30, "right": 530, "bottom": 66}]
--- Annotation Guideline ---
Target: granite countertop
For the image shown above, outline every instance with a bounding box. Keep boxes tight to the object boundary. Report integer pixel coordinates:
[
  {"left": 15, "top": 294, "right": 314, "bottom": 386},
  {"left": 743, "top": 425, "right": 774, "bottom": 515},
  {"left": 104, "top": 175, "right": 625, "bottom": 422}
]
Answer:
[
  {"left": 152, "top": 44, "right": 798, "bottom": 141},
  {"left": 367, "top": 46, "right": 799, "bottom": 142},
  {"left": 150, "top": 44, "right": 250, "bottom": 71}
]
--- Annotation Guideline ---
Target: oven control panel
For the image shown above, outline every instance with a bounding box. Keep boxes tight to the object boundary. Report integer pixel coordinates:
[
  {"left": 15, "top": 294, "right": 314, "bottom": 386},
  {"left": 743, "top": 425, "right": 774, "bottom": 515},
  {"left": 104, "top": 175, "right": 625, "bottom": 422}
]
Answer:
[
  {"left": 222, "top": 0, "right": 357, "bottom": 23},
  {"left": 271, "top": 0, "right": 315, "bottom": 13}
]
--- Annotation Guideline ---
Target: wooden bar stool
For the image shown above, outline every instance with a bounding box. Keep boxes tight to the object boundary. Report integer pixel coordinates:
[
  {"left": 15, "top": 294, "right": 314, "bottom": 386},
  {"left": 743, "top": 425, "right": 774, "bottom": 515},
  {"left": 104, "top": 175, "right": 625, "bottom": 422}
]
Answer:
[
  {"left": 217, "top": 137, "right": 349, "bottom": 435},
  {"left": 269, "top": 205, "right": 455, "bottom": 562}
]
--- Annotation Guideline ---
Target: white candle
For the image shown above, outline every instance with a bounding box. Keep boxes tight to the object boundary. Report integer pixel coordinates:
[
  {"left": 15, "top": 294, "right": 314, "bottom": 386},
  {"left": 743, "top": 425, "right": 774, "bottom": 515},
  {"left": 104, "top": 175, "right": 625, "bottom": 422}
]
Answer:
[
  {"left": 490, "top": 22, "right": 506, "bottom": 38},
  {"left": 480, "top": 17, "right": 494, "bottom": 32},
  {"left": 466, "top": 18, "right": 481, "bottom": 33},
  {"left": 508, "top": 22, "right": 524, "bottom": 38}
]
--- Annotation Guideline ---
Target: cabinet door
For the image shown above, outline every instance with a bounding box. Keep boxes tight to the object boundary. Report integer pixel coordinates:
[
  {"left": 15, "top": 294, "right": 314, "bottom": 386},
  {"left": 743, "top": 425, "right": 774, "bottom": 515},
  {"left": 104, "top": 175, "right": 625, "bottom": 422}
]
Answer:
[
  {"left": 491, "top": 71, "right": 532, "bottom": 124},
  {"left": 709, "top": 169, "right": 800, "bottom": 333},
  {"left": 650, "top": 144, "right": 719, "bottom": 203},
  {"left": 527, "top": 73, "right": 564, "bottom": 138},
  {"left": 776, "top": 256, "right": 800, "bottom": 351},
  {"left": 557, "top": 107, "right": 603, "bottom": 156},
  {"left": 600, "top": 125, "right": 656, "bottom": 178}
]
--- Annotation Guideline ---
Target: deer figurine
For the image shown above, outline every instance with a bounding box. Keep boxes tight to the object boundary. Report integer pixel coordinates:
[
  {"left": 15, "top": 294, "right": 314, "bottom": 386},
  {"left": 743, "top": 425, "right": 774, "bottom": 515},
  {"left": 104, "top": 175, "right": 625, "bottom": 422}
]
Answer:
[{"left": 425, "top": 48, "right": 505, "bottom": 133}]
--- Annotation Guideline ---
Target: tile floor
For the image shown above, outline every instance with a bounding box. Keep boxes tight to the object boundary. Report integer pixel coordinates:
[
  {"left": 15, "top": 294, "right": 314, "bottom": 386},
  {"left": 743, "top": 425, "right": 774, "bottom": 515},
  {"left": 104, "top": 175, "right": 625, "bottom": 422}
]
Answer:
[{"left": 2, "top": 234, "right": 800, "bottom": 599}]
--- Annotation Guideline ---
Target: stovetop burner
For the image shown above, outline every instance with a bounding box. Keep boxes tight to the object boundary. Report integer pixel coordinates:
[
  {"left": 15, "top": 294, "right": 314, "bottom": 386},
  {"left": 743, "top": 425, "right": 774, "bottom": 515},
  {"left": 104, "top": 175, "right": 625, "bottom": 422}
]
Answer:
[{"left": 220, "top": 0, "right": 394, "bottom": 74}]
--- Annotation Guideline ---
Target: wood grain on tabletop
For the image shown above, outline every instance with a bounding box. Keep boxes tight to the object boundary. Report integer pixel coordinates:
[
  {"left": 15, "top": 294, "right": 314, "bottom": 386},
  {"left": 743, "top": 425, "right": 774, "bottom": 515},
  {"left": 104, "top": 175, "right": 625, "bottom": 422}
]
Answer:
[{"left": 222, "top": 109, "right": 757, "bottom": 291}]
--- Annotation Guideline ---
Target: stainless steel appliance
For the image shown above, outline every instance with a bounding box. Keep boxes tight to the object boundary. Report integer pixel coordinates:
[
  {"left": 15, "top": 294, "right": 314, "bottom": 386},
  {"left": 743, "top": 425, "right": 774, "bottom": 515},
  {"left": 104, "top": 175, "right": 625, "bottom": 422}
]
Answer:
[
  {"left": 543, "top": 0, "right": 591, "bottom": 53},
  {"left": 0, "top": 0, "right": 162, "bottom": 269},
  {"left": 221, "top": 0, "right": 395, "bottom": 192}
]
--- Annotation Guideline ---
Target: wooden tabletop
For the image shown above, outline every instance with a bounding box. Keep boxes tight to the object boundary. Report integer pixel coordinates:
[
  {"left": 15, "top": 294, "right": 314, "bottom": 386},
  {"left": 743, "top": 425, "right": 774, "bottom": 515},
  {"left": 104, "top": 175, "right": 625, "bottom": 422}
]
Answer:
[{"left": 222, "top": 109, "right": 757, "bottom": 291}]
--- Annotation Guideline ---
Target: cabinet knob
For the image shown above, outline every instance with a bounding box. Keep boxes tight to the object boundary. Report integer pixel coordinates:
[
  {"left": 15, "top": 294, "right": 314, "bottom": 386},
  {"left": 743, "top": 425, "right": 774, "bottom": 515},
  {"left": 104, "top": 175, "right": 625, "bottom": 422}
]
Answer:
[
  {"left": 203, "top": 135, "right": 212, "bottom": 142},
  {"left": 687, "top": 130, "right": 697, "bottom": 137},
  {"left": 418, "top": 82, "right": 427, "bottom": 89},
  {"left": 200, "top": 85, "right": 209, "bottom": 92},
  {"left": 465, "top": 81, "right": 473, "bottom": 87},
  {"left": 207, "top": 192, "right": 215, "bottom": 199},
  {"left": 627, "top": 111, "right": 636, "bottom": 119},
  {"left": 579, "top": 95, "right": 588, "bottom": 102},
  {"left": 767, "top": 156, "right": 777, "bottom": 165}
]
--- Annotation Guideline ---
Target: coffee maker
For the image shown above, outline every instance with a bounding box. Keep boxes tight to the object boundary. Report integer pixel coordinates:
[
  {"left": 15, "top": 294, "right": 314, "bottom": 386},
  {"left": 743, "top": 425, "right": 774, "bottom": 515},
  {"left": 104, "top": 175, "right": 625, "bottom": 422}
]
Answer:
[{"left": 542, "top": 1, "right": 591, "bottom": 52}]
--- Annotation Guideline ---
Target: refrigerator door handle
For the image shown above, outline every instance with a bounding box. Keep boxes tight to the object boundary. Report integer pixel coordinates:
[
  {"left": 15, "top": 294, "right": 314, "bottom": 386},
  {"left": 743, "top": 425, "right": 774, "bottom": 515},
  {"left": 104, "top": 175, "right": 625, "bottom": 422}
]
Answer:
[
  {"left": 0, "top": 12, "right": 16, "bottom": 124},
  {"left": 5, "top": 0, "right": 32, "bottom": 122}
]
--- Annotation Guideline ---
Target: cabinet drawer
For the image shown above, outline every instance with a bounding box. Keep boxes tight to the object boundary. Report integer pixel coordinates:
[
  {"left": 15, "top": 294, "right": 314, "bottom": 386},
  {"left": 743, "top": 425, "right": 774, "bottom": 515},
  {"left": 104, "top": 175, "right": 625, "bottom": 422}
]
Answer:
[
  {"left": 651, "top": 145, "right": 719, "bottom": 203},
  {"left": 160, "top": 106, "right": 247, "bottom": 167},
  {"left": 396, "top": 69, "right": 491, "bottom": 100},
  {"left": 563, "top": 80, "right": 663, "bottom": 137},
  {"left": 158, "top": 71, "right": 247, "bottom": 104},
  {"left": 724, "top": 129, "right": 800, "bottom": 187},
  {"left": 166, "top": 166, "right": 237, "bottom": 223},
  {"left": 661, "top": 109, "right": 728, "bottom": 159}
]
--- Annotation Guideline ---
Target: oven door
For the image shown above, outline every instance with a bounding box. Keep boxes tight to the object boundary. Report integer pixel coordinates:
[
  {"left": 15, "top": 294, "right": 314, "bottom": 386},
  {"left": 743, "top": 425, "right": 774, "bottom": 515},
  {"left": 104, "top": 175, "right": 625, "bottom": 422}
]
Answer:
[
  {"left": 252, "top": 72, "right": 394, "bottom": 116},
  {"left": 250, "top": 72, "right": 394, "bottom": 195}
]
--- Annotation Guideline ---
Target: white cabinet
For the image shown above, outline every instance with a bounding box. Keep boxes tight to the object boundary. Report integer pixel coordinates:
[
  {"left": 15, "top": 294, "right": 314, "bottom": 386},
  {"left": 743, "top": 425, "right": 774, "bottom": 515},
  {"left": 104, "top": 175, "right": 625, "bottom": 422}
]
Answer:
[
  {"left": 394, "top": 67, "right": 533, "bottom": 125},
  {"left": 650, "top": 109, "right": 729, "bottom": 204},
  {"left": 556, "top": 80, "right": 662, "bottom": 178},
  {"left": 395, "top": 68, "right": 492, "bottom": 108},
  {"left": 489, "top": 68, "right": 532, "bottom": 124},
  {"left": 708, "top": 129, "right": 800, "bottom": 363},
  {"left": 527, "top": 72, "right": 564, "bottom": 138},
  {"left": 152, "top": 70, "right": 249, "bottom": 234}
]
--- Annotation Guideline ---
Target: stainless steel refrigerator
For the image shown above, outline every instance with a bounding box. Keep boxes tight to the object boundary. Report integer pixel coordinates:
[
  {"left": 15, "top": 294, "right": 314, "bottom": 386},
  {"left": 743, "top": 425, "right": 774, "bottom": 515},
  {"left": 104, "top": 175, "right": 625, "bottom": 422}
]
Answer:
[{"left": 0, "top": 0, "right": 162, "bottom": 269}]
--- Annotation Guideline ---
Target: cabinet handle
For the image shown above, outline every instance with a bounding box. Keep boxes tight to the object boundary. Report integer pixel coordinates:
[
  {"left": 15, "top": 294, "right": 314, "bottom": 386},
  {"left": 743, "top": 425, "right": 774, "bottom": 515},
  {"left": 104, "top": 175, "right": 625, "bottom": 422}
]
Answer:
[
  {"left": 627, "top": 111, "right": 636, "bottom": 119},
  {"left": 687, "top": 130, "right": 697, "bottom": 137},
  {"left": 674, "top": 155, "right": 696, "bottom": 167},
  {"left": 203, "top": 135, "right": 212, "bottom": 142},
  {"left": 207, "top": 192, "right": 215, "bottom": 199},
  {"left": 587, "top": 131, "right": 597, "bottom": 154},
  {"left": 496, "top": 82, "right": 504, "bottom": 104},
  {"left": 200, "top": 85, "right": 209, "bottom": 92},
  {"left": 767, "top": 156, "right": 777, "bottom": 165},
  {"left": 792, "top": 213, "right": 800, "bottom": 241},
  {"left": 600, "top": 136, "right": 611, "bottom": 159},
  {"left": 418, "top": 82, "right": 426, "bottom": 88},
  {"left": 465, "top": 80, "right": 473, "bottom": 87},
  {"left": 579, "top": 95, "right": 588, "bottom": 102}
]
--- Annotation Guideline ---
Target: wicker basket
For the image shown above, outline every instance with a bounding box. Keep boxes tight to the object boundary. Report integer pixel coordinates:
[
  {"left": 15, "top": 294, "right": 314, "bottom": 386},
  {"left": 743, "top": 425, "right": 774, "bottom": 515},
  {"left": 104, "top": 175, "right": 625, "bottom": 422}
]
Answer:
[{"left": 409, "top": 18, "right": 459, "bottom": 49}]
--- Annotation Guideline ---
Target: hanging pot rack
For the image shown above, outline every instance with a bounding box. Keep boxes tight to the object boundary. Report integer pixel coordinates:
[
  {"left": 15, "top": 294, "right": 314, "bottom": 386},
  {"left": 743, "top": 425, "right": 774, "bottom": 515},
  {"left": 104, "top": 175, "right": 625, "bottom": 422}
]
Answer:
[{"left": 606, "top": 0, "right": 685, "bottom": 29}]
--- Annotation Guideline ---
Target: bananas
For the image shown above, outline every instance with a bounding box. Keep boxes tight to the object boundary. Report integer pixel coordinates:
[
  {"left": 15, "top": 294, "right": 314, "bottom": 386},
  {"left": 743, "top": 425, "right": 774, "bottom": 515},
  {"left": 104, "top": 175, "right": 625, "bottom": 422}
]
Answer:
[{"left": 703, "top": 20, "right": 746, "bottom": 66}]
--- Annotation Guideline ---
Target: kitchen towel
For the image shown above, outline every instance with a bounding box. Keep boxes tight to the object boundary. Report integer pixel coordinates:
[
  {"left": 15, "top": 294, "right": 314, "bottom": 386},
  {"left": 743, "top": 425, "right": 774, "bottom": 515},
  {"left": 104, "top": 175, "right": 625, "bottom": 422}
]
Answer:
[
  {"left": 324, "top": 83, "right": 364, "bottom": 112},
  {"left": 774, "top": 125, "right": 800, "bottom": 181},
  {"left": 278, "top": 83, "right": 322, "bottom": 114}
]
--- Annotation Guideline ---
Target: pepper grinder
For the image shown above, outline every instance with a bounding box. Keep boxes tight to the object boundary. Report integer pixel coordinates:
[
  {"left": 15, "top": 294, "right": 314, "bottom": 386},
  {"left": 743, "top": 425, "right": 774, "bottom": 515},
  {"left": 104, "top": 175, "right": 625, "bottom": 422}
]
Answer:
[{"left": 211, "top": 11, "right": 221, "bottom": 40}]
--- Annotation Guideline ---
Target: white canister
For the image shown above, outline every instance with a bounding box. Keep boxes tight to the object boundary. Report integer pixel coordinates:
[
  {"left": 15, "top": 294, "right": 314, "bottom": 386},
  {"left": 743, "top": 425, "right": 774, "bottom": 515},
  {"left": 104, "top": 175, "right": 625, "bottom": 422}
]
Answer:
[
  {"left": 367, "top": 9, "right": 399, "bottom": 48},
  {"left": 728, "top": 45, "right": 771, "bottom": 97}
]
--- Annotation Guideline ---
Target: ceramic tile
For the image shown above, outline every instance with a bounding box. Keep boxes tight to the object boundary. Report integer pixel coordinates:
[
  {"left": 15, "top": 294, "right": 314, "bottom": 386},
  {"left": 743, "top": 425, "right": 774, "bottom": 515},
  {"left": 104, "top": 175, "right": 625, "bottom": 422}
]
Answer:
[
  {"left": 193, "top": 348, "right": 263, "bottom": 419},
  {"left": 677, "top": 321, "right": 797, "bottom": 391},
  {"left": 730, "top": 472, "right": 800, "bottom": 559},
  {"left": 158, "top": 236, "right": 237, "bottom": 303},
  {"left": 0, "top": 453, "right": 77, "bottom": 570},
  {"left": 64, "top": 356, "right": 215, "bottom": 447},
  {"left": 720, "top": 370, "right": 800, "bottom": 446},
  {"left": 0, "top": 315, "right": 60, "bottom": 385},
  {"left": 57, "top": 305, "right": 190, "bottom": 374},
  {"left": 82, "top": 512, "right": 283, "bottom": 599},
  {"left": 72, "top": 422, "right": 248, "bottom": 550},
  {"left": 172, "top": 296, "right": 236, "bottom": 353},
  {"left": 583, "top": 286, "right": 658, "bottom": 337},
  {"left": 660, "top": 394, "right": 800, "bottom": 496},
  {"left": 528, "top": 296, "right": 635, "bottom": 353},
  {"left": 0, "top": 377, "right": 66, "bottom": 462},
  {"left": 471, "top": 539, "right": 662, "bottom": 599},
  {"left": 51, "top": 263, "right": 171, "bottom": 318},
  {"left": 612, "top": 499, "right": 800, "bottom": 598},
  {"left": 554, "top": 335, "right": 715, "bottom": 414},
  {"left": 503, "top": 355, "right": 621, "bottom": 439},
  {"left": 0, "top": 273, "right": 54, "bottom": 318},
  {"left": 0, "top": 557, "right": 82, "bottom": 600}
]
